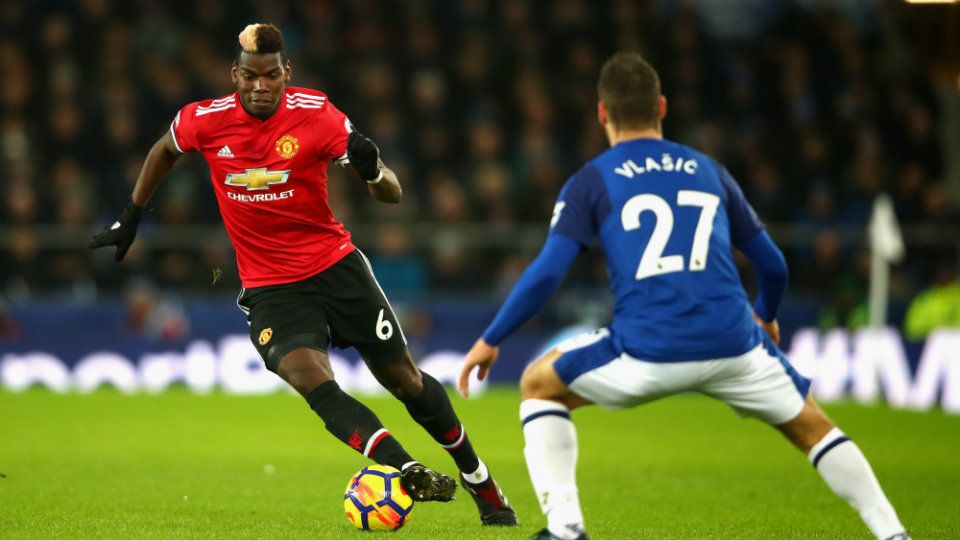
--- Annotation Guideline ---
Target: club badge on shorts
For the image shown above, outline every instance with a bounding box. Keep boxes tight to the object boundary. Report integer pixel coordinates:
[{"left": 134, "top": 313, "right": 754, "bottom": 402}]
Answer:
[
  {"left": 259, "top": 328, "right": 273, "bottom": 346},
  {"left": 275, "top": 134, "right": 299, "bottom": 159}
]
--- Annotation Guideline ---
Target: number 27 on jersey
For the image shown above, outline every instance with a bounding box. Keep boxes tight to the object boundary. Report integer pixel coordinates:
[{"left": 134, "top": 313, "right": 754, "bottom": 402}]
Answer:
[{"left": 621, "top": 190, "right": 720, "bottom": 281}]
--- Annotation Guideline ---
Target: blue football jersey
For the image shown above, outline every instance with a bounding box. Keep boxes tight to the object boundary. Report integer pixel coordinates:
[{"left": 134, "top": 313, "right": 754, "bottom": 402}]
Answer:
[{"left": 550, "top": 138, "right": 765, "bottom": 361}]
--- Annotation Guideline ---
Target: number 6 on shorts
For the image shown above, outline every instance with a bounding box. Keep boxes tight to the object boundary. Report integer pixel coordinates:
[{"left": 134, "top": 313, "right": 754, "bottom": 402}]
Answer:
[{"left": 376, "top": 308, "right": 393, "bottom": 341}]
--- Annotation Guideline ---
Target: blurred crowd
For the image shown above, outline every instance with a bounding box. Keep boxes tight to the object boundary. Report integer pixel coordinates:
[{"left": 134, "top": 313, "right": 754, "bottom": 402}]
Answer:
[{"left": 0, "top": 0, "right": 958, "bottom": 332}]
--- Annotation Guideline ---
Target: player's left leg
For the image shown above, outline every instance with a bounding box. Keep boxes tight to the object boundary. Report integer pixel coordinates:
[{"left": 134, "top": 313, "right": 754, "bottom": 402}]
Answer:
[
  {"left": 334, "top": 250, "right": 516, "bottom": 524},
  {"left": 522, "top": 328, "right": 699, "bottom": 540},
  {"left": 776, "top": 396, "right": 909, "bottom": 540},
  {"left": 520, "top": 348, "right": 593, "bottom": 540},
  {"left": 369, "top": 351, "right": 518, "bottom": 526}
]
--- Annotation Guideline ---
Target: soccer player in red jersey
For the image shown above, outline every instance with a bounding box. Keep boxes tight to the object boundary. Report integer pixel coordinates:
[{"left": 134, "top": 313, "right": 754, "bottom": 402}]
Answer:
[{"left": 90, "top": 23, "right": 516, "bottom": 524}]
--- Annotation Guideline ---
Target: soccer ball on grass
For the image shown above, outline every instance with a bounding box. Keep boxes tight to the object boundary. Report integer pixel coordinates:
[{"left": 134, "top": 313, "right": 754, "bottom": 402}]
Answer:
[{"left": 343, "top": 465, "right": 414, "bottom": 531}]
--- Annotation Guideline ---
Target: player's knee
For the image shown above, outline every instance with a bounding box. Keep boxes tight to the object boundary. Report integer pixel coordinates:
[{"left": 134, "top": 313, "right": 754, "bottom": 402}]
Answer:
[
  {"left": 371, "top": 353, "right": 423, "bottom": 402},
  {"left": 519, "top": 367, "right": 551, "bottom": 400},
  {"left": 285, "top": 369, "right": 334, "bottom": 397},
  {"left": 520, "top": 350, "right": 565, "bottom": 400},
  {"left": 277, "top": 349, "right": 335, "bottom": 396},
  {"left": 777, "top": 399, "right": 836, "bottom": 452},
  {"left": 385, "top": 374, "right": 423, "bottom": 402}
]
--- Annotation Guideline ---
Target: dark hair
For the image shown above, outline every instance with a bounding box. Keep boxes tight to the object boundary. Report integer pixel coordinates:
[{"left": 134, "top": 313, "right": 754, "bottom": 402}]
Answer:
[
  {"left": 235, "top": 23, "right": 285, "bottom": 63},
  {"left": 597, "top": 52, "right": 661, "bottom": 129}
]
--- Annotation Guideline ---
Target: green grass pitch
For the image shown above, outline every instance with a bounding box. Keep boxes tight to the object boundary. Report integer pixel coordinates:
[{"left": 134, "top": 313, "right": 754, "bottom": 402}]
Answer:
[{"left": 1, "top": 387, "right": 958, "bottom": 539}]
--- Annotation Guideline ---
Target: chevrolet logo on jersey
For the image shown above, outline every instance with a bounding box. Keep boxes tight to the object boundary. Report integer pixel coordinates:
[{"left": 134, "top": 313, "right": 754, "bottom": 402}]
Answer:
[{"left": 225, "top": 168, "right": 291, "bottom": 190}]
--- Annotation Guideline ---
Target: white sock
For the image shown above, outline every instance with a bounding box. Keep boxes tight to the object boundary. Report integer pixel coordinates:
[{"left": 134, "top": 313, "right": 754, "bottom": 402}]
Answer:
[
  {"left": 809, "top": 428, "right": 906, "bottom": 540},
  {"left": 520, "top": 399, "right": 585, "bottom": 540},
  {"left": 462, "top": 458, "right": 490, "bottom": 484}
]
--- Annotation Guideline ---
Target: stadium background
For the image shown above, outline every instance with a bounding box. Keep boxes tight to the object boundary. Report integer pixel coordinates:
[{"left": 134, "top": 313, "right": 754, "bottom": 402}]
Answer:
[
  {"left": 1, "top": 0, "right": 958, "bottom": 394},
  {"left": 2, "top": 1, "right": 960, "bottom": 539}
]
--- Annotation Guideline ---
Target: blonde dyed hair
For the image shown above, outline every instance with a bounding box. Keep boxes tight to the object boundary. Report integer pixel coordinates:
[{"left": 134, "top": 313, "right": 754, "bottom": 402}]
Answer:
[{"left": 236, "top": 23, "right": 284, "bottom": 55}]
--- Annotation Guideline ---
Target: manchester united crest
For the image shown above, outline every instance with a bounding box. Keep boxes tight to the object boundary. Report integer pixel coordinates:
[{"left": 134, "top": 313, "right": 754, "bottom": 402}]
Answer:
[
  {"left": 275, "top": 134, "right": 299, "bottom": 159},
  {"left": 258, "top": 327, "right": 273, "bottom": 346}
]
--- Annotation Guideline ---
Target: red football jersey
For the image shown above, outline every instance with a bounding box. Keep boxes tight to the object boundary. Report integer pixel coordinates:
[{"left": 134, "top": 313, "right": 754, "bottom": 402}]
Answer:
[{"left": 170, "top": 86, "right": 356, "bottom": 288}]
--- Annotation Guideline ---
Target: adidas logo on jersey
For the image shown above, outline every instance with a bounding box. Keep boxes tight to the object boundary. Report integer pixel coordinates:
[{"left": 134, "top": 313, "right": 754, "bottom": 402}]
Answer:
[{"left": 217, "top": 146, "right": 235, "bottom": 158}]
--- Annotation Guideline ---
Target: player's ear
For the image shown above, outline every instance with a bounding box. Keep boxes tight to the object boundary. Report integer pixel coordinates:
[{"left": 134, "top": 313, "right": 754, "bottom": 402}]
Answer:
[
  {"left": 597, "top": 100, "right": 608, "bottom": 126},
  {"left": 231, "top": 63, "right": 238, "bottom": 86},
  {"left": 284, "top": 59, "right": 292, "bottom": 82},
  {"left": 658, "top": 95, "right": 667, "bottom": 120}
]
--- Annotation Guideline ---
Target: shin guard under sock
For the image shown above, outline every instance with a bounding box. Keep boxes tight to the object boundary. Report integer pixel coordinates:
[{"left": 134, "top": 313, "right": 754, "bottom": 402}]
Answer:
[
  {"left": 403, "top": 371, "right": 481, "bottom": 475},
  {"left": 306, "top": 380, "right": 413, "bottom": 470},
  {"left": 809, "top": 428, "right": 906, "bottom": 540}
]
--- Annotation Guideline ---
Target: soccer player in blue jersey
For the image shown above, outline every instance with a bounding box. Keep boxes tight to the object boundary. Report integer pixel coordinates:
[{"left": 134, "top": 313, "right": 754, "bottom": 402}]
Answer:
[{"left": 458, "top": 53, "right": 909, "bottom": 540}]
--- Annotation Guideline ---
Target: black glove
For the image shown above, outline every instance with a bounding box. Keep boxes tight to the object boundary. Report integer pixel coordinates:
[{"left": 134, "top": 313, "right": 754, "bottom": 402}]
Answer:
[
  {"left": 89, "top": 199, "right": 143, "bottom": 262},
  {"left": 347, "top": 131, "right": 381, "bottom": 181}
]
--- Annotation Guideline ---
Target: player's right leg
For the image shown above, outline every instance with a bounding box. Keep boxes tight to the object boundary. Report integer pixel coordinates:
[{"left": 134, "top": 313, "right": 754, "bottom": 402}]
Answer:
[
  {"left": 701, "top": 336, "right": 908, "bottom": 540},
  {"left": 776, "top": 396, "right": 910, "bottom": 540},
  {"left": 275, "top": 347, "right": 416, "bottom": 470},
  {"left": 236, "top": 282, "right": 452, "bottom": 502}
]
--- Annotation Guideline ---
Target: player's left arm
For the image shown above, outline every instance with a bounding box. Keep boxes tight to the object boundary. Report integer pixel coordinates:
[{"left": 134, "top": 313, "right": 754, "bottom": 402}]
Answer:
[
  {"left": 458, "top": 234, "right": 580, "bottom": 396},
  {"left": 320, "top": 99, "right": 401, "bottom": 203},
  {"left": 342, "top": 131, "right": 402, "bottom": 204},
  {"left": 459, "top": 165, "right": 601, "bottom": 395},
  {"left": 483, "top": 234, "right": 580, "bottom": 346}
]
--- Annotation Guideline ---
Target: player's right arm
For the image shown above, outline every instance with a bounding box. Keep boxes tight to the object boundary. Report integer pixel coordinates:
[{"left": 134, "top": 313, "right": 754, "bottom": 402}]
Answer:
[
  {"left": 131, "top": 131, "right": 183, "bottom": 206},
  {"left": 742, "top": 232, "right": 786, "bottom": 343},
  {"left": 719, "top": 165, "right": 788, "bottom": 342},
  {"left": 90, "top": 108, "right": 192, "bottom": 262}
]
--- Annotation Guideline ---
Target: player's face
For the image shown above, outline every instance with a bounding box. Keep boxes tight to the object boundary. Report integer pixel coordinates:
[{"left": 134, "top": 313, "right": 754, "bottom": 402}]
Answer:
[{"left": 232, "top": 52, "right": 291, "bottom": 119}]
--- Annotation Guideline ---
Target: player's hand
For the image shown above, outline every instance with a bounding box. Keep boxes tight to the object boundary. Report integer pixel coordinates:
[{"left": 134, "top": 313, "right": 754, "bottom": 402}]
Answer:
[
  {"left": 89, "top": 199, "right": 143, "bottom": 262},
  {"left": 753, "top": 312, "right": 780, "bottom": 344},
  {"left": 347, "top": 131, "right": 381, "bottom": 181},
  {"left": 458, "top": 338, "right": 499, "bottom": 398}
]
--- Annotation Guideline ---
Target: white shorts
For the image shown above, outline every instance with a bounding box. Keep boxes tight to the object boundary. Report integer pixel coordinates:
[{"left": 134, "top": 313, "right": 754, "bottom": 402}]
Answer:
[{"left": 552, "top": 328, "right": 810, "bottom": 425}]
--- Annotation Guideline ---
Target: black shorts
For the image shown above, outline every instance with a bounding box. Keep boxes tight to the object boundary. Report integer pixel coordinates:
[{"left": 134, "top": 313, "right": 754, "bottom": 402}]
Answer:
[{"left": 236, "top": 250, "right": 407, "bottom": 372}]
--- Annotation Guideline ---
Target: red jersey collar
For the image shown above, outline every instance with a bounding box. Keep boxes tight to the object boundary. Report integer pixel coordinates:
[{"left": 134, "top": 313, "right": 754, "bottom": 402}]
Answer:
[{"left": 233, "top": 91, "right": 288, "bottom": 123}]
